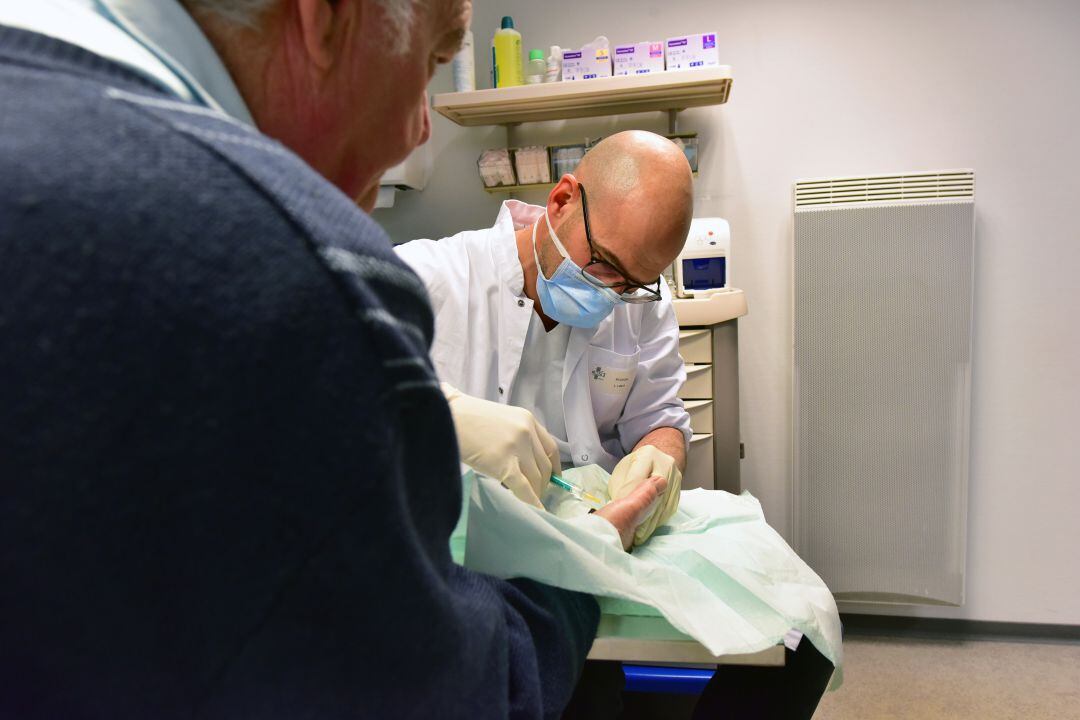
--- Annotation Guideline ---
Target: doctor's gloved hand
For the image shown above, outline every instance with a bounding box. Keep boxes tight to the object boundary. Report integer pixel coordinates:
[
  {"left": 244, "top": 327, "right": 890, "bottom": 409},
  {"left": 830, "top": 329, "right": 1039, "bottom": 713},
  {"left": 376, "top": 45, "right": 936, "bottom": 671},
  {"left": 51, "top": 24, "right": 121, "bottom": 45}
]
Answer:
[
  {"left": 608, "top": 445, "right": 682, "bottom": 546},
  {"left": 442, "top": 383, "right": 562, "bottom": 508}
]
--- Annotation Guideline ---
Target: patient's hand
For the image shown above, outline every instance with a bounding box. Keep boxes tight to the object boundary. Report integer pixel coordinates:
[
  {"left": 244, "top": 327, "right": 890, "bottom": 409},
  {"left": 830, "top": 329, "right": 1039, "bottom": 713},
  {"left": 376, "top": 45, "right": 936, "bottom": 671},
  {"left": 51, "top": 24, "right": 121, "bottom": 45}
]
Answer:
[{"left": 594, "top": 475, "right": 667, "bottom": 551}]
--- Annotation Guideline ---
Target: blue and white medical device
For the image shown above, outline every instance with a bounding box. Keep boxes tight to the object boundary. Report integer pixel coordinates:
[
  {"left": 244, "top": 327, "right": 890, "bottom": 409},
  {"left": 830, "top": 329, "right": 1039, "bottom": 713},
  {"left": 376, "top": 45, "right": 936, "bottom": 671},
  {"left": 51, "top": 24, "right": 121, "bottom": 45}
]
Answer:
[{"left": 673, "top": 217, "right": 730, "bottom": 298}]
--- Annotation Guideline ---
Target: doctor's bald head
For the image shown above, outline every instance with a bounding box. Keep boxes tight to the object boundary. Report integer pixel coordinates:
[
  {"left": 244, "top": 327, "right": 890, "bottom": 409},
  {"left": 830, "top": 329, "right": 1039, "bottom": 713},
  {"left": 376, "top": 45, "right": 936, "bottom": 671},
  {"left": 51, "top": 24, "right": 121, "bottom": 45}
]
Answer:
[
  {"left": 542, "top": 131, "right": 694, "bottom": 289},
  {"left": 181, "top": 0, "right": 471, "bottom": 208}
]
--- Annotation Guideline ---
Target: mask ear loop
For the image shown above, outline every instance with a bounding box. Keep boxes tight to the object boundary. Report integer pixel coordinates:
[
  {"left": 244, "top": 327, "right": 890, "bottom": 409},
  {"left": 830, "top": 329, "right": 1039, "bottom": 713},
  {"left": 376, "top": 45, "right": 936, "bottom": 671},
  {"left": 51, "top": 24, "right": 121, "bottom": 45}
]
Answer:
[
  {"left": 531, "top": 218, "right": 550, "bottom": 279},
  {"left": 544, "top": 209, "right": 573, "bottom": 260}
]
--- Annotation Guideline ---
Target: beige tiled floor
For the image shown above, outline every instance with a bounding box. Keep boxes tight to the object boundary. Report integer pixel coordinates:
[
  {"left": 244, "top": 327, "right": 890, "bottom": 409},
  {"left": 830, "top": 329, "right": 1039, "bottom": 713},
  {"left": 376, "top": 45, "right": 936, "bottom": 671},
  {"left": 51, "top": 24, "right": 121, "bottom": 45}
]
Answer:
[{"left": 814, "top": 635, "right": 1080, "bottom": 719}]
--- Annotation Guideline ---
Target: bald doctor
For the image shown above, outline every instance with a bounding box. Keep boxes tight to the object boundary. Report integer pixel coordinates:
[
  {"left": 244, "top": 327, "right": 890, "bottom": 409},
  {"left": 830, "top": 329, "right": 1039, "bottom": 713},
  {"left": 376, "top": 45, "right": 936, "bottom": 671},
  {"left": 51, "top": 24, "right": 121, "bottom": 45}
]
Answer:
[{"left": 397, "top": 131, "right": 693, "bottom": 544}]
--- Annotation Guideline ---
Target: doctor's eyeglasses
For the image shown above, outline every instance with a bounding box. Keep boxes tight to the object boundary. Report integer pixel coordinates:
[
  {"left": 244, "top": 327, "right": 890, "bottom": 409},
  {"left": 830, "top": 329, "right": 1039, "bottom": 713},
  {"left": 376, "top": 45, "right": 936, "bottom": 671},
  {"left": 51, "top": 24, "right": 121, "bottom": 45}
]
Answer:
[{"left": 578, "top": 184, "right": 663, "bottom": 304}]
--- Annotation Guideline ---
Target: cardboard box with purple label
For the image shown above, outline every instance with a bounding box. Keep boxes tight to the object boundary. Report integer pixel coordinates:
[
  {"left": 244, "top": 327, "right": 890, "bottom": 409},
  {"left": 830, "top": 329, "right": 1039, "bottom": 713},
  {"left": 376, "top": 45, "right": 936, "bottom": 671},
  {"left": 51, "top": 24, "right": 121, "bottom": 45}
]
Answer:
[
  {"left": 612, "top": 41, "right": 665, "bottom": 76},
  {"left": 665, "top": 32, "right": 719, "bottom": 70}
]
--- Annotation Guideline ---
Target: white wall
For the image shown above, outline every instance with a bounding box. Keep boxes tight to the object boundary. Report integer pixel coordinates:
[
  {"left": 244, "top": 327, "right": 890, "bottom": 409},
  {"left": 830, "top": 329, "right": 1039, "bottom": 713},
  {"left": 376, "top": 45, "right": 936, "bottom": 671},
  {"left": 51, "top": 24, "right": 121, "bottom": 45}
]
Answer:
[{"left": 376, "top": 0, "right": 1080, "bottom": 625}]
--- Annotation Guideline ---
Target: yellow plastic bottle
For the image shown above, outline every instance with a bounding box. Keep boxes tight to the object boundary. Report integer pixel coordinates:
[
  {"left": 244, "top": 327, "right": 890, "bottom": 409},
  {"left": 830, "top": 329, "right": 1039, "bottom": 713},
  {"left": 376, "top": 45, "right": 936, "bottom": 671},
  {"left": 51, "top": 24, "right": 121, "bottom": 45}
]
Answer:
[{"left": 491, "top": 16, "right": 523, "bottom": 88}]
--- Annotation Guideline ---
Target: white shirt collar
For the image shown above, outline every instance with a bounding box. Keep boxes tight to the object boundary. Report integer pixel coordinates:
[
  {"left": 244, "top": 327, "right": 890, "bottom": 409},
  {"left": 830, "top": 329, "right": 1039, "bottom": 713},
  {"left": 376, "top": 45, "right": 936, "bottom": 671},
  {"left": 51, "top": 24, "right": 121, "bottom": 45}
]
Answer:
[{"left": 0, "top": 0, "right": 253, "bottom": 125}]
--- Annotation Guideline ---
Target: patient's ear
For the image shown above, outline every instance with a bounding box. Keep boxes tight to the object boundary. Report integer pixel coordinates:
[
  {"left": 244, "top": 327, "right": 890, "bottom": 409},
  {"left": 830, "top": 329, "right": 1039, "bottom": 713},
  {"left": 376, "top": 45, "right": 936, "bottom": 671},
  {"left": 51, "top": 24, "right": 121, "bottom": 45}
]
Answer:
[{"left": 295, "top": 0, "right": 343, "bottom": 71}]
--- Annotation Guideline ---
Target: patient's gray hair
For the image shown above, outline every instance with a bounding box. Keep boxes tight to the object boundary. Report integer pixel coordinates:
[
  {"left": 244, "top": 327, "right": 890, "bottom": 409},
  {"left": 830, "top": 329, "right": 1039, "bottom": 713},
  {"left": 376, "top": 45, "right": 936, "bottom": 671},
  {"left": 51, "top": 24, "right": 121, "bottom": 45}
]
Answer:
[{"left": 181, "top": 0, "right": 420, "bottom": 53}]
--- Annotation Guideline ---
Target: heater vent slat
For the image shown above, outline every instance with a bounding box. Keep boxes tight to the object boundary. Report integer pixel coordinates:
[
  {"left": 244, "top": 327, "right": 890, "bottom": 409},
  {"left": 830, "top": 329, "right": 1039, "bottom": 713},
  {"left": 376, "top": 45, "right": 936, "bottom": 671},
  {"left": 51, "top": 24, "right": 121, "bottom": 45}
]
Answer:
[{"left": 794, "top": 170, "right": 975, "bottom": 207}]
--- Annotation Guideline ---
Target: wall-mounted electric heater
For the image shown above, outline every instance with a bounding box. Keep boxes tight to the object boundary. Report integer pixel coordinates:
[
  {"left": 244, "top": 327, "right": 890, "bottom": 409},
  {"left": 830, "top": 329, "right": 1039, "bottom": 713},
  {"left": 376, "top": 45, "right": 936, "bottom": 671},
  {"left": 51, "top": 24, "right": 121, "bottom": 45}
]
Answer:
[{"left": 792, "top": 170, "right": 975, "bottom": 606}]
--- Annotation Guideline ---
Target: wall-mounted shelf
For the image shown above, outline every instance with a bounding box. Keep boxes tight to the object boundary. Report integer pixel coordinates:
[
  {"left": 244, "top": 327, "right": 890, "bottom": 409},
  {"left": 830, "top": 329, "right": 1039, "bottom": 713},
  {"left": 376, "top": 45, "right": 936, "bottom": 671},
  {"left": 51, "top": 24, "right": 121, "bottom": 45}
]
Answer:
[
  {"left": 482, "top": 182, "right": 555, "bottom": 195},
  {"left": 433, "top": 67, "right": 732, "bottom": 127}
]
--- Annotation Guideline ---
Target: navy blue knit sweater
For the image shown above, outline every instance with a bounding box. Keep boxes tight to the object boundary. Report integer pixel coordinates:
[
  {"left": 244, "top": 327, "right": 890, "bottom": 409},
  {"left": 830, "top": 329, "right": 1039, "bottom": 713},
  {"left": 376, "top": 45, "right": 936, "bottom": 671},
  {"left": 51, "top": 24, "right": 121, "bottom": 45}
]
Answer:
[{"left": 0, "top": 26, "right": 598, "bottom": 719}]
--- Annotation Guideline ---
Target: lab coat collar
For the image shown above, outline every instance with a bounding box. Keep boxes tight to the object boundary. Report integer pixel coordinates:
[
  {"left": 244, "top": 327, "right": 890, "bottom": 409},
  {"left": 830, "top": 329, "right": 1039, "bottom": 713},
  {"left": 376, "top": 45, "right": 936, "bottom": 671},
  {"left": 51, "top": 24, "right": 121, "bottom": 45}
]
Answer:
[{"left": 492, "top": 200, "right": 545, "bottom": 298}]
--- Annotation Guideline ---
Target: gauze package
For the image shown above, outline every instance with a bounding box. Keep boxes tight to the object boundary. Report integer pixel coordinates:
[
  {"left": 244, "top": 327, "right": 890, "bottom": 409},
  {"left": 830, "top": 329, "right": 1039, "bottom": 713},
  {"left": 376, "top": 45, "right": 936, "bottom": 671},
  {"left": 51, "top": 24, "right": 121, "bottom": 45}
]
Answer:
[
  {"left": 561, "top": 37, "right": 613, "bottom": 81},
  {"left": 454, "top": 466, "right": 844, "bottom": 690},
  {"left": 613, "top": 42, "right": 665, "bottom": 76},
  {"left": 512, "top": 146, "right": 551, "bottom": 185},
  {"left": 665, "top": 32, "right": 720, "bottom": 70}
]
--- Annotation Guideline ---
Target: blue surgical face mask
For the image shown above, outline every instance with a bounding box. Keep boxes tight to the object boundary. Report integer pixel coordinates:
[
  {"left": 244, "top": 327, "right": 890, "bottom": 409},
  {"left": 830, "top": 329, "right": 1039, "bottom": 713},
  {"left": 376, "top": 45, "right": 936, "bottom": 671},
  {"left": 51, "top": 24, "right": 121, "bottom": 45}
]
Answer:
[{"left": 531, "top": 212, "right": 620, "bottom": 328}]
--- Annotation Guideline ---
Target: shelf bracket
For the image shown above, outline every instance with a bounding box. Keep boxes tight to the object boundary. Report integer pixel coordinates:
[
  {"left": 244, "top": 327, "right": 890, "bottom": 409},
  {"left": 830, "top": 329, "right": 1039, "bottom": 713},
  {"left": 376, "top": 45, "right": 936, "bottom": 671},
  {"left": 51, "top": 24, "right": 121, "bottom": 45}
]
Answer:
[
  {"left": 667, "top": 109, "right": 681, "bottom": 135},
  {"left": 505, "top": 122, "right": 521, "bottom": 149}
]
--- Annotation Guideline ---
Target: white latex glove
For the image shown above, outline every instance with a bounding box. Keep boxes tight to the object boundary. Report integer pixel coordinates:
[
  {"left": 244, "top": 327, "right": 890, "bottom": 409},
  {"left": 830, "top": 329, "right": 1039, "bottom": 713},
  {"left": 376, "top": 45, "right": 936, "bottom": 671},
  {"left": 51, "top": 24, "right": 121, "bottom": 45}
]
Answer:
[
  {"left": 442, "top": 383, "right": 562, "bottom": 508},
  {"left": 607, "top": 445, "right": 682, "bottom": 546}
]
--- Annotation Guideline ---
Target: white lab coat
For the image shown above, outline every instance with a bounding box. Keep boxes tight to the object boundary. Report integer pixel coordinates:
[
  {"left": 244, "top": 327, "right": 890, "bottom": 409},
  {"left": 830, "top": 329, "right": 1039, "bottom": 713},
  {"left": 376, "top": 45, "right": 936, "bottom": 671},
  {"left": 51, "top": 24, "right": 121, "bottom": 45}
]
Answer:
[{"left": 396, "top": 200, "right": 691, "bottom": 472}]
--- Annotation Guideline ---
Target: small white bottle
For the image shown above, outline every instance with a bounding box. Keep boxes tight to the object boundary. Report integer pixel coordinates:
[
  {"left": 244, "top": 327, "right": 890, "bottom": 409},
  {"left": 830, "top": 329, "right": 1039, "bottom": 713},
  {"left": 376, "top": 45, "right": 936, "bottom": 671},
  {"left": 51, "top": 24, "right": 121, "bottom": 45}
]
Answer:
[
  {"left": 452, "top": 29, "right": 475, "bottom": 92},
  {"left": 526, "top": 49, "right": 546, "bottom": 84},
  {"left": 545, "top": 45, "right": 561, "bottom": 82}
]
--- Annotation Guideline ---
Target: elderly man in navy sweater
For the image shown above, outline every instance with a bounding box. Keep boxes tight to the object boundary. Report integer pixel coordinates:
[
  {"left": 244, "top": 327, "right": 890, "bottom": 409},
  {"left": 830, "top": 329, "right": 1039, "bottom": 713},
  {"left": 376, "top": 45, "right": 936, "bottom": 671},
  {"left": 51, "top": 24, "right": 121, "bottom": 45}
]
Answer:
[{"left": 0, "top": 1, "right": 665, "bottom": 717}]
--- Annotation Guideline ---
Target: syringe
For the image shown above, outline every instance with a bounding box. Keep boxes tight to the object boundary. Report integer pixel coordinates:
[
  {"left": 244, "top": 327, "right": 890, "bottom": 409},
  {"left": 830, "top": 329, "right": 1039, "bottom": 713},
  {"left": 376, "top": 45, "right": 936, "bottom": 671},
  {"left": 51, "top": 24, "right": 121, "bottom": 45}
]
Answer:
[{"left": 549, "top": 474, "right": 605, "bottom": 509}]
